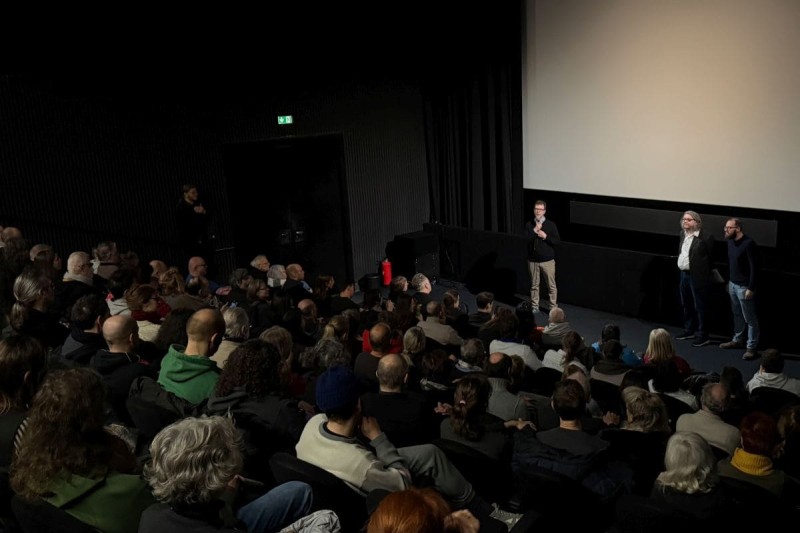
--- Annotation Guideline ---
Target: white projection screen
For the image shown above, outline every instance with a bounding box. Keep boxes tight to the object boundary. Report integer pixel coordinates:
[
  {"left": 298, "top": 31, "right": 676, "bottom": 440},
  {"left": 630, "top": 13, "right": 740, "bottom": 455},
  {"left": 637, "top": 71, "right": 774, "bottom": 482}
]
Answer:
[{"left": 523, "top": 0, "right": 800, "bottom": 212}]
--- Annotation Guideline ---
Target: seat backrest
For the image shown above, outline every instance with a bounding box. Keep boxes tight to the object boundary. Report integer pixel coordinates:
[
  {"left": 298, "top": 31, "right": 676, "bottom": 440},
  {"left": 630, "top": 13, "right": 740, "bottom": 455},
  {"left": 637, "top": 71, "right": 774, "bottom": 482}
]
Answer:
[
  {"left": 530, "top": 367, "right": 562, "bottom": 397},
  {"left": 269, "top": 452, "right": 367, "bottom": 533},
  {"left": 589, "top": 378, "right": 623, "bottom": 415},
  {"left": 11, "top": 496, "right": 96, "bottom": 533},
  {"left": 126, "top": 376, "right": 195, "bottom": 445},
  {"left": 433, "top": 438, "right": 515, "bottom": 503},
  {"left": 514, "top": 464, "right": 610, "bottom": 531},
  {"left": 748, "top": 387, "right": 800, "bottom": 418},
  {"left": 657, "top": 393, "right": 695, "bottom": 433}
]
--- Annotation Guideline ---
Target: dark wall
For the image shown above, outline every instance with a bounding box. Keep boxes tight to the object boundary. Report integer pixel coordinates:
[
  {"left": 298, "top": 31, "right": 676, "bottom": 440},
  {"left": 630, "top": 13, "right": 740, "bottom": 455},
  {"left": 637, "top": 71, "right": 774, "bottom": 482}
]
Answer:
[{"left": 0, "top": 72, "right": 429, "bottom": 280}]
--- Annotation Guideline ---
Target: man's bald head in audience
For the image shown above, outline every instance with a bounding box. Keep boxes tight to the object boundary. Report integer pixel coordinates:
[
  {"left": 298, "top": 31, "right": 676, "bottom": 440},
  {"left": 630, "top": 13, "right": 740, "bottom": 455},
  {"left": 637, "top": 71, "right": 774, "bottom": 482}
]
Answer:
[
  {"left": 0, "top": 226, "right": 21, "bottom": 244},
  {"left": 187, "top": 308, "right": 226, "bottom": 343},
  {"left": 376, "top": 353, "right": 408, "bottom": 390},
  {"left": 102, "top": 315, "right": 138, "bottom": 351},
  {"left": 369, "top": 322, "right": 392, "bottom": 354}
]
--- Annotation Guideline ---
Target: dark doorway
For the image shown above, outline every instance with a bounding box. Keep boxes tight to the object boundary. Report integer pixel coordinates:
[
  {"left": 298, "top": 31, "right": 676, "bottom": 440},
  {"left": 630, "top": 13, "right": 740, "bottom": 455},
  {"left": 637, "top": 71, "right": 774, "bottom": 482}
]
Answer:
[{"left": 222, "top": 135, "right": 353, "bottom": 283}]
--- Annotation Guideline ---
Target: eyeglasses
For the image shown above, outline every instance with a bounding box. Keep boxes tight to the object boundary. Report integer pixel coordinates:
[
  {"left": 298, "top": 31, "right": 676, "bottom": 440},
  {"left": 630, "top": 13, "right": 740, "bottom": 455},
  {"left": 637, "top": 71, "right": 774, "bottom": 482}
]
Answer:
[
  {"left": 724, "top": 226, "right": 739, "bottom": 230},
  {"left": 682, "top": 217, "right": 695, "bottom": 222}
]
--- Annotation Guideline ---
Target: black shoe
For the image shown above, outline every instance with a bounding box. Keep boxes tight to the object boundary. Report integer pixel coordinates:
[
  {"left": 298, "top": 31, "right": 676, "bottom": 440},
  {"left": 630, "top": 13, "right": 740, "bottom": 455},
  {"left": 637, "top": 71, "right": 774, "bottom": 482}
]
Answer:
[
  {"left": 742, "top": 350, "right": 760, "bottom": 361},
  {"left": 692, "top": 338, "right": 712, "bottom": 347},
  {"left": 675, "top": 331, "right": 695, "bottom": 340}
]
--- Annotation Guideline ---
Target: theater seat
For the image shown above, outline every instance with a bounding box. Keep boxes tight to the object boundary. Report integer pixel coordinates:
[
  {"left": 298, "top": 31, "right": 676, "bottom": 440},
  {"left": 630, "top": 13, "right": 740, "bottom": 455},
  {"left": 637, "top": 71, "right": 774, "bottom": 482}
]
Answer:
[{"left": 269, "top": 452, "right": 368, "bottom": 533}]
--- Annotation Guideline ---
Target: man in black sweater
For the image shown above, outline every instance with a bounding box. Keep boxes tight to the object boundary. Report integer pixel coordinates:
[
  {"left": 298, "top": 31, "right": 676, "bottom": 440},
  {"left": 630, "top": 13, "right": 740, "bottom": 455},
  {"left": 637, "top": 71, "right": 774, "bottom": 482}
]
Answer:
[
  {"left": 721, "top": 218, "right": 760, "bottom": 360},
  {"left": 525, "top": 200, "right": 561, "bottom": 313}
]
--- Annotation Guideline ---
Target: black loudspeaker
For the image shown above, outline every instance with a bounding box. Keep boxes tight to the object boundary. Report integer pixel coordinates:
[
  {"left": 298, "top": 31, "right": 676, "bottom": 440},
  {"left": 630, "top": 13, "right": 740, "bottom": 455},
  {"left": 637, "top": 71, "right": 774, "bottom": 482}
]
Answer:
[{"left": 388, "top": 231, "right": 440, "bottom": 280}]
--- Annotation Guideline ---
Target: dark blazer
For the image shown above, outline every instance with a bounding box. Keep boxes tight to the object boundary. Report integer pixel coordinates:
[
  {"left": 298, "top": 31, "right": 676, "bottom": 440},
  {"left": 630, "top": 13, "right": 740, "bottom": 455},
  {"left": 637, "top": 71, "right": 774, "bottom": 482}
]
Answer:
[{"left": 679, "top": 229, "right": 715, "bottom": 288}]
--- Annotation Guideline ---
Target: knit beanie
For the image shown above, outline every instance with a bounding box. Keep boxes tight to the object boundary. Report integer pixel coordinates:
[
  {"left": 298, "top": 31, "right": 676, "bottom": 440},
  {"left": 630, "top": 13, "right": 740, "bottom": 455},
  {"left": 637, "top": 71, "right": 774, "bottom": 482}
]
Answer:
[{"left": 316, "top": 365, "right": 359, "bottom": 412}]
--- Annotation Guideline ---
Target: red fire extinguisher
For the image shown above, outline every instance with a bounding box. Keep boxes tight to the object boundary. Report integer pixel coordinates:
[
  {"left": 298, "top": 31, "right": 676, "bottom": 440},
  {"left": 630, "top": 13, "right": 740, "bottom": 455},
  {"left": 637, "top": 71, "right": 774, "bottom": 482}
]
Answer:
[{"left": 381, "top": 257, "right": 392, "bottom": 286}]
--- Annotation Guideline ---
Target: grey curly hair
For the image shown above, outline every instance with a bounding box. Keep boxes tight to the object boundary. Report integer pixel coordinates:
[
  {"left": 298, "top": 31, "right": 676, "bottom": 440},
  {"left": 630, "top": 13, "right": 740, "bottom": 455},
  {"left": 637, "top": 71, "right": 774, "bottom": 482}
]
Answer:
[{"left": 144, "top": 416, "right": 243, "bottom": 505}]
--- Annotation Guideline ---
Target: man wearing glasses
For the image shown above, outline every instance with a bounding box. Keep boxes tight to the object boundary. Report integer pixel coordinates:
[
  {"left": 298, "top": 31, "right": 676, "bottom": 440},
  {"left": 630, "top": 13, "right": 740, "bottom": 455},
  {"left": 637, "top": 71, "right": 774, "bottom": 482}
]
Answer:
[
  {"left": 675, "top": 211, "right": 715, "bottom": 347},
  {"left": 720, "top": 218, "right": 760, "bottom": 361},
  {"left": 525, "top": 200, "right": 561, "bottom": 313}
]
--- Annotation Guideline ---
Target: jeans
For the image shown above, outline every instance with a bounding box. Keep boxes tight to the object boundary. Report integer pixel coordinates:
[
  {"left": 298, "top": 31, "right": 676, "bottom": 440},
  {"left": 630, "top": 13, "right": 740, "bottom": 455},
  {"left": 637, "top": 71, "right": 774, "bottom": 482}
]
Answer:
[
  {"left": 237, "top": 481, "right": 313, "bottom": 533},
  {"left": 728, "top": 281, "right": 759, "bottom": 349},
  {"left": 679, "top": 271, "right": 709, "bottom": 340}
]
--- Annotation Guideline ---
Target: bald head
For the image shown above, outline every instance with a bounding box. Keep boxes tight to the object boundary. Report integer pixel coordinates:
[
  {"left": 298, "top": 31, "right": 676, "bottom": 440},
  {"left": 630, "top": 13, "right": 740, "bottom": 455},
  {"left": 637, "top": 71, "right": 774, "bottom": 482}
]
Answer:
[
  {"left": 701, "top": 382, "right": 730, "bottom": 415},
  {"left": 103, "top": 315, "right": 138, "bottom": 351},
  {"left": 188, "top": 256, "right": 208, "bottom": 277},
  {"left": 187, "top": 309, "right": 225, "bottom": 342},
  {"left": 67, "top": 251, "right": 92, "bottom": 275},
  {"left": 376, "top": 353, "right": 408, "bottom": 391},
  {"left": 369, "top": 322, "right": 392, "bottom": 354},
  {"left": 0, "top": 227, "right": 22, "bottom": 244},
  {"left": 286, "top": 263, "right": 304, "bottom": 281}
]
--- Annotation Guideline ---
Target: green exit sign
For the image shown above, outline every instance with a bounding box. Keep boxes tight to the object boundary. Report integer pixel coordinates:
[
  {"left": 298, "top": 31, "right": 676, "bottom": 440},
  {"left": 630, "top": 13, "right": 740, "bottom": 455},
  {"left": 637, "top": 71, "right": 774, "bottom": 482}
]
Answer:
[{"left": 277, "top": 115, "right": 294, "bottom": 125}]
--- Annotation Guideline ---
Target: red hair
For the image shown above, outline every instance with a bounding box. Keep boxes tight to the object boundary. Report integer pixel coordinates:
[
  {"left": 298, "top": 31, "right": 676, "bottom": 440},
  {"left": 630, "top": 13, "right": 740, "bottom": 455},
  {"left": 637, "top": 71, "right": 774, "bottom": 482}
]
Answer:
[{"left": 367, "top": 488, "right": 451, "bottom": 533}]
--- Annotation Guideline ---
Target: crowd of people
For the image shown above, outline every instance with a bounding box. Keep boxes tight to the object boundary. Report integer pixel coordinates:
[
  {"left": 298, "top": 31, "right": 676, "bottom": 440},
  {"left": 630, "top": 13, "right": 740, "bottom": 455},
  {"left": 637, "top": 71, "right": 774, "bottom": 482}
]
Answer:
[{"left": 0, "top": 217, "right": 796, "bottom": 532}]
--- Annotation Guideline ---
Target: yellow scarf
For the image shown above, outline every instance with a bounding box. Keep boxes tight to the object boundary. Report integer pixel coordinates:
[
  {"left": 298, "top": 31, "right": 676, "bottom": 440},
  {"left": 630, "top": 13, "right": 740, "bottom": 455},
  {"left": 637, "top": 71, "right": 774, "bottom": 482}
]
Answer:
[{"left": 730, "top": 447, "right": 773, "bottom": 476}]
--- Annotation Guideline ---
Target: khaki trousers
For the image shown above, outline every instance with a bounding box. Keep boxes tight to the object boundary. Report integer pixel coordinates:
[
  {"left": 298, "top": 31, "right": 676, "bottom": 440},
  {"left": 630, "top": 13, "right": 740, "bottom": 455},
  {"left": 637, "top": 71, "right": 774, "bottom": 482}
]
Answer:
[{"left": 528, "top": 259, "right": 557, "bottom": 309}]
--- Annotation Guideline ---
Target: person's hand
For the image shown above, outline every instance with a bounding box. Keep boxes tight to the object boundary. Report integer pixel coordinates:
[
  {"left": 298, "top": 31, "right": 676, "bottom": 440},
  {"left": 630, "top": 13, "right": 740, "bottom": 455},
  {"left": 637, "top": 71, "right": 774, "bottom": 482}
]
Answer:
[
  {"left": 385, "top": 299, "right": 395, "bottom": 312},
  {"left": 226, "top": 474, "right": 243, "bottom": 490},
  {"left": 745, "top": 289, "right": 754, "bottom": 299},
  {"left": 505, "top": 418, "right": 535, "bottom": 431},
  {"left": 434, "top": 402, "right": 453, "bottom": 415},
  {"left": 602, "top": 411, "right": 621, "bottom": 426},
  {"left": 297, "top": 401, "right": 316, "bottom": 416},
  {"left": 360, "top": 415, "right": 382, "bottom": 441},
  {"left": 446, "top": 510, "right": 480, "bottom": 533},
  {"left": 194, "top": 204, "right": 206, "bottom": 214}
]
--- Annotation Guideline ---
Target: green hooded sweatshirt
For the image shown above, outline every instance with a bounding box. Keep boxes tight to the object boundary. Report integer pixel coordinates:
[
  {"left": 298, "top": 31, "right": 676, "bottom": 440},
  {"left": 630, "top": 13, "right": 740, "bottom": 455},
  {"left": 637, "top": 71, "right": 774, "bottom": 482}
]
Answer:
[{"left": 157, "top": 344, "right": 219, "bottom": 405}]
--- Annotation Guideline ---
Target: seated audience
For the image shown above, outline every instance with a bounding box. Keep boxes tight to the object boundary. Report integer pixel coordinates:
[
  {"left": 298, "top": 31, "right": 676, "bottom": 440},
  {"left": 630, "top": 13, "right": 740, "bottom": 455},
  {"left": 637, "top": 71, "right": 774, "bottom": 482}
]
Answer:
[
  {"left": 159, "top": 267, "right": 206, "bottom": 311},
  {"left": 642, "top": 328, "right": 691, "bottom": 378},
  {"left": 141, "top": 416, "right": 313, "bottom": 532},
  {"left": 542, "top": 330, "right": 592, "bottom": 374},
  {"left": 513, "top": 379, "right": 630, "bottom": 498},
  {"left": 440, "top": 374, "right": 530, "bottom": 461},
  {"left": 295, "top": 365, "right": 515, "bottom": 528},
  {"left": 591, "top": 323, "right": 642, "bottom": 368},
  {"left": 91, "top": 315, "right": 154, "bottom": 425},
  {"left": 226, "top": 268, "right": 252, "bottom": 307},
  {"left": 211, "top": 306, "right": 250, "bottom": 368},
  {"left": 361, "top": 353, "right": 439, "bottom": 447},
  {"left": 367, "top": 487, "right": 482, "bottom": 533},
  {"left": 676, "top": 383, "right": 741, "bottom": 457},
  {"left": 206, "top": 339, "right": 307, "bottom": 458},
  {"left": 746, "top": 348, "right": 800, "bottom": 397},
  {"left": 540, "top": 307, "right": 573, "bottom": 348},
  {"left": 488, "top": 312, "right": 541, "bottom": 372},
  {"left": 601, "top": 387, "right": 670, "bottom": 495},
  {"left": 717, "top": 411, "right": 785, "bottom": 496},
  {"left": 485, "top": 352, "right": 530, "bottom": 421},
  {"left": 590, "top": 339, "right": 630, "bottom": 387},
  {"left": 418, "top": 301, "right": 464, "bottom": 350},
  {"left": 127, "top": 284, "right": 170, "bottom": 343},
  {"left": 158, "top": 308, "right": 224, "bottom": 404},
  {"left": 10, "top": 368, "right": 154, "bottom": 533},
  {"left": 0, "top": 336, "right": 46, "bottom": 521},
  {"left": 468, "top": 292, "right": 494, "bottom": 331},
  {"left": 53, "top": 293, "right": 109, "bottom": 366},
  {"left": 9, "top": 268, "right": 68, "bottom": 349},
  {"left": 650, "top": 431, "right": 734, "bottom": 522}
]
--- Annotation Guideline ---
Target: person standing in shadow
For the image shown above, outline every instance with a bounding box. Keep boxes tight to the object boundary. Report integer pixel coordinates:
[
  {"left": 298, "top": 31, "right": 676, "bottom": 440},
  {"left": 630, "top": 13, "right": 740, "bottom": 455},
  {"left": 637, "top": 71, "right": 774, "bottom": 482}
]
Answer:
[{"left": 176, "top": 184, "right": 212, "bottom": 270}]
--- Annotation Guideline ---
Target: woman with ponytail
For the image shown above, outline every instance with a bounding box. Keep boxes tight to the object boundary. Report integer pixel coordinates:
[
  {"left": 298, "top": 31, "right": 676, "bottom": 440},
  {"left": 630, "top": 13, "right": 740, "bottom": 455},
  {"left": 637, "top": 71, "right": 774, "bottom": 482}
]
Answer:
[{"left": 10, "top": 269, "right": 68, "bottom": 349}]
